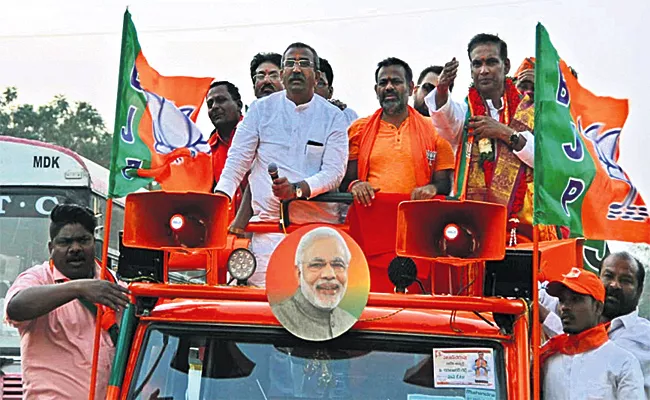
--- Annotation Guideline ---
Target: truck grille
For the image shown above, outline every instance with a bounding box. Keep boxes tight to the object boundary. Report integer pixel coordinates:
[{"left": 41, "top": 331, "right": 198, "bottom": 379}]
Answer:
[{"left": 0, "top": 373, "right": 23, "bottom": 399}]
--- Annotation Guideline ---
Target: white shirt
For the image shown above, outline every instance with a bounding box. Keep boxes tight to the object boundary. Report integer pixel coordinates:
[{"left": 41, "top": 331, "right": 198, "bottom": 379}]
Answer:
[
  {"left": 424, "top": 88, "right": 534, "bottom": 168},
  {"left": 215, "top": 90, "right": 349, "bottom": 223},
  {"left": 608, "top": 309, "right": 650, "bottom": 397},
  {"left": 543, "top": 340, "right": 645, "bottom": 400},
  {"left": 343, "top": 107, "right": 359, "bottom": 126},
  {"left": 542, "top": 295, "right": 650, "bottom": 397}
]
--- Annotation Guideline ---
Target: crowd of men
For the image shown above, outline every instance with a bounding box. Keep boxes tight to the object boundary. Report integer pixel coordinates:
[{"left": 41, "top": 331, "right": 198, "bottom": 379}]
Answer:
[{"left": 4, "top": 32, "right": 650, "bottom": 399}]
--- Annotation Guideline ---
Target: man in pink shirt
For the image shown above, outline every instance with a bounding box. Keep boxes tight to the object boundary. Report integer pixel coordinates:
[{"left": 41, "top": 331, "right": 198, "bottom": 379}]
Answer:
[{"left": 4, "top": 204, "right": 130, "bottom": 399}]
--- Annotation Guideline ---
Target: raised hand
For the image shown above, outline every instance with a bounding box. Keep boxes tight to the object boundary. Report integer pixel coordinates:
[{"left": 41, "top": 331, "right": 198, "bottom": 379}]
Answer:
[{"left": 437, "top": 58, "right": 459, "bottom": 94}]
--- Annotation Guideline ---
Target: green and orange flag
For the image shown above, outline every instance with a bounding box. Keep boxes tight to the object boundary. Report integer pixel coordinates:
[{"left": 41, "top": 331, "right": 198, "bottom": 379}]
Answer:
[
  {"left": 108, "top": 10, "right": 214, "bottom": 198},
  {"left": 534, "top": 23, "right": 650, "bottom": 243}
]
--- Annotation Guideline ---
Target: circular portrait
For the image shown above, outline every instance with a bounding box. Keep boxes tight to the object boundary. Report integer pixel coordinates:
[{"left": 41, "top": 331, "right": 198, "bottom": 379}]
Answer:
[{"left": 266, "top": 225, "right": 370, "bottom": 341}]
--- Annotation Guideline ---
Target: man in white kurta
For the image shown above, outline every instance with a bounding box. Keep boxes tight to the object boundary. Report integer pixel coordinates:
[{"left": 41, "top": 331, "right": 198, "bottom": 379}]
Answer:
[{"left": 215, "top": 43, "right": 348, "bottom": 287}]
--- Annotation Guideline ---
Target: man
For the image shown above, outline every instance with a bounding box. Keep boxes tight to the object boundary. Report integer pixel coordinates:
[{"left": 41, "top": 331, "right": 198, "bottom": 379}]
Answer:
[
  {"left": 206, "top": 81, "right": 246, "bottom": 221},
  {"left": 541, "top": 267, "right": 644, "bottom": 398},
  {"left": 514, "top": 57, "right": 535, "bottom": 101},
  {"left": 541, "top": 252, "right": 650, "bottom": 396},
  {"left": 250, "top": 52, "right": 284, "bottom": 99},
  {"left": 271, "top": 227, "right": 356, "bottom": 341},
  {"left": 4, "top": 204, "right": 130, "bottom": 399},
  {"left": 341, "top": 57, "right": 454, "bottom": 293},
  {"left": 215, "top": 42, "right": 348, "bottom": 287},
  {"left": 315, "top": 57, "right": 359, "bottom": 126},
  {"left": 426, "top": 34, "right": 556, "bottom": 242},
  {"left": 413, "top": 65, "right": 452, "bottom": 116},
  {"left": 345, "top": 57, "right": 454, "bottom": 206}
]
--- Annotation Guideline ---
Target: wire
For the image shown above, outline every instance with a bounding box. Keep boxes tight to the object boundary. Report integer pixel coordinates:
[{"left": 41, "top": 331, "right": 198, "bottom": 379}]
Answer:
[
  {"left": 0, "top": 0, "right": 558, "bottom": 40},
  {"left": 279, "top": 202, "right": 287, "bottom": 236}
]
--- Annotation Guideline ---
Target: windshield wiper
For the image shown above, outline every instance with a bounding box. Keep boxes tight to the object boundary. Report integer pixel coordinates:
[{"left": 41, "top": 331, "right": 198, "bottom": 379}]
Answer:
[{"left": 131, "top": 334, "right": 170, "bottom": 398}]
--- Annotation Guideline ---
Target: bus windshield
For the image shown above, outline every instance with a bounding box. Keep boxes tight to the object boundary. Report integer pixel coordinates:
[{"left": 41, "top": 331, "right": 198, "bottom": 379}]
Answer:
[{"left": 129, "top": 324, "right": 505, "bottom": 400}]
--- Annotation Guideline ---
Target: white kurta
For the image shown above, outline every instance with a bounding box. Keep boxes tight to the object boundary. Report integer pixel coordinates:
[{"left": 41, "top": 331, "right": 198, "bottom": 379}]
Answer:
[
  {"left": 424, "top": 88, "right": 534, "bottom": 168},
  {"left": 216, "top": 90, "right": 349, "bottom": 286}
]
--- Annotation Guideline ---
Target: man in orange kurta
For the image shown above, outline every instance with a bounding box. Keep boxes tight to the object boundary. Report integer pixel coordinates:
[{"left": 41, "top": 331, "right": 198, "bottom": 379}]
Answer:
[{"left": 342, "top": 57, "right": 455, "bottom": 292}]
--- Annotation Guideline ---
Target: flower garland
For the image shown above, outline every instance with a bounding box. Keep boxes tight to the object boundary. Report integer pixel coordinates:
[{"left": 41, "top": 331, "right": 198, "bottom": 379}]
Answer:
[
  {"left": 467, "top": 78, "right": 528, "bottom": 244},
  {"left": 467, "top": 78, "right": 521, "bottom": 185}
]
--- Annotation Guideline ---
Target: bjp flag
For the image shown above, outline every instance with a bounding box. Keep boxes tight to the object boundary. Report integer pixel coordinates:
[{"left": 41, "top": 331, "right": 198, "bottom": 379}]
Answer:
[
  {"left": 534, "top": 23, "right": 650, "bottom": 243},
  {"left": 108, "top": 10, "right": 214, "bottom": 198}
]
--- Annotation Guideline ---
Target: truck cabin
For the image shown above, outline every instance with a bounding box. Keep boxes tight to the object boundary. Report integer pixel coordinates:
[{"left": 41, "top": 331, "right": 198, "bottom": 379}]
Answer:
[{"left": 107, "top": 191, "right": 578, "bottom": 399}]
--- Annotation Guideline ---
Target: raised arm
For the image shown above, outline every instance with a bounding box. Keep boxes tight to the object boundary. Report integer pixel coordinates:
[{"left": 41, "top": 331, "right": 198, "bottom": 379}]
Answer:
[{"left": 425, "top": 59, "right": 468, "bottom": 152}]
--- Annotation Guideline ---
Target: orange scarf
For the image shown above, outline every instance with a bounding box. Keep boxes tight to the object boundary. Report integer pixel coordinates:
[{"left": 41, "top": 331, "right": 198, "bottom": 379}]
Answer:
[
  {"left": 357, "top": 106, "right": 437, "bottom": 187},
  {"left": 540, "top": 323, "right": 609, "bottom": 365}
]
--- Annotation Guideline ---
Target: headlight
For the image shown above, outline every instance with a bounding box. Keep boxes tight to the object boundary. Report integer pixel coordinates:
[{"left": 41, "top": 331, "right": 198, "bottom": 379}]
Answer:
[{"left": 227, "top": 248, "right": 257, "bottom": 281}]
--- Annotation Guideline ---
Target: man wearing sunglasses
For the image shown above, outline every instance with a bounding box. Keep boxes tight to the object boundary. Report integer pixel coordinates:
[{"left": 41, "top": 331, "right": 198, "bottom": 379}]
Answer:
[
  {"left": 271, "top": 227, "right": 357, "bottom": 341},
  {"left": 215, "top": 43, "right": 348, "bottom": 287},
  {"left": 413, "top": 65, "right": 451, "bottom": 117}
]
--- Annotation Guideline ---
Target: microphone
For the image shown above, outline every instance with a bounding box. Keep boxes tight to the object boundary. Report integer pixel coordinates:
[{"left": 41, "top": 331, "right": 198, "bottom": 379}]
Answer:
[{"left": 268, "top": 163, "right": 279, "bottom": 181}]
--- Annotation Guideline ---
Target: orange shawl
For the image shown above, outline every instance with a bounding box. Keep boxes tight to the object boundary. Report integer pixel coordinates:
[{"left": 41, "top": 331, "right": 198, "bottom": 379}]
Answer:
[
  {"left": 357, "top": 106, "right": 437, "bottom": 187},
  {"left": 540, "top": 323, "right": 609, "bottom": 365}
]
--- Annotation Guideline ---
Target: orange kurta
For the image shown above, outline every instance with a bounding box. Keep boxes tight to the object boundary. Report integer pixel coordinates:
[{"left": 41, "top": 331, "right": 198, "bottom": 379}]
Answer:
[{"left": 348, "top": 114, "right": 455, "bottom": 194}]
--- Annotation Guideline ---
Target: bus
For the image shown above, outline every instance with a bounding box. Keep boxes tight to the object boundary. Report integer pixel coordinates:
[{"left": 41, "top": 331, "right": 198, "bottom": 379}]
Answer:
[{"left": 0, "top": 135, "right": 127, "bottom": 377}]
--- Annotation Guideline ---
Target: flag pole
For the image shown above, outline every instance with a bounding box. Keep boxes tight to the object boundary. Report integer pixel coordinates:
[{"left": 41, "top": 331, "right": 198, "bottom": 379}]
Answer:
[
  {"left": 89, "top": 8, "right": 130, "bottom": 399},
  {"left": 532, "top": 224, "right": 541, "bottom": 400},
  {"left": 89, "top": 200, "right": 113, "bottom": 400}
]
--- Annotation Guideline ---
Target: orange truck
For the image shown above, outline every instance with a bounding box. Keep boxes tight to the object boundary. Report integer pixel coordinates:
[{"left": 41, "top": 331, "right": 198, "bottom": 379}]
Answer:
[{"left": 102, "top": 191, "right": 580, "bottom": 400}]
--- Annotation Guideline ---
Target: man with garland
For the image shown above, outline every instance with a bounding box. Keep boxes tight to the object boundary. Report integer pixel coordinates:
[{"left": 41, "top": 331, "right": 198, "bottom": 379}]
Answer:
[{"left": 425, "top": 33, "right": 556, "bottom": 243}]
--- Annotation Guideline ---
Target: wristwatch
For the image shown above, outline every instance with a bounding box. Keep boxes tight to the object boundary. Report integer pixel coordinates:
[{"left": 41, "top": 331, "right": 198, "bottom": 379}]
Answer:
[
  {"left": 294, "top": 183, "right": 303, "bottom": 199},
  {"left": 509, "top": 130, "right": 521, "bottom": 148}
]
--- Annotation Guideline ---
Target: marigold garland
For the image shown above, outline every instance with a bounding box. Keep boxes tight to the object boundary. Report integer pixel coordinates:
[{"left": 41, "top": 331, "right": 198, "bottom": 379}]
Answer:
[{"left": 467, "top": 78, "right": 528, "bottom": 219}]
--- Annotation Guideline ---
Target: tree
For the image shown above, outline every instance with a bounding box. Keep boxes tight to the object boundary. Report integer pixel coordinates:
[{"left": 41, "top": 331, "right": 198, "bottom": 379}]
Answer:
[{"left": 0, "top": 87, "right": 112, "bottom": 168}]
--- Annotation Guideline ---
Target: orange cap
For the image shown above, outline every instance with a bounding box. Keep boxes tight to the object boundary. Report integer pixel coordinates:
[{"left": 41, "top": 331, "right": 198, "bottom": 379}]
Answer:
[{"left": 546, "top": 267, "right": 605, "bottom": 302}]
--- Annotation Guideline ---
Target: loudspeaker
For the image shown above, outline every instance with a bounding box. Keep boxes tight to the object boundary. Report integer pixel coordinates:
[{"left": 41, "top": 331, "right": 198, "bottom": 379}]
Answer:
[
  {"left": 117, "top": 231, "right": 164, "bottom": 282},
  {"left": 484, "top": 248, "right": 533, "bottom": 299},
  {"left": 483, "top": 239, "right": 584, "bottom": 300},
  {"left": 123, "top": 191, "right": 230, "bottom": 250},
  {"left": 396, "top": 199, "right": 507, "bottom": 263}
]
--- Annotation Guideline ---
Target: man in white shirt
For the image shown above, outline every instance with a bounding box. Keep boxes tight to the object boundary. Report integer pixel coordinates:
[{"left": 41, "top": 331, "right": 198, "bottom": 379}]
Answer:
[
  {"left": 424, "top": 33, "right": 557, "bottom": 243},
  {"left": 215, "top": 42, "right": 348, "bottom": 287},
  {"left": 315, "top": 57, "right": 359, "bottom": 126},
  {"left": 541, "top": 252, "right": 650, "bottom": 397},
  {"left": 541, "top": 267, "right": 644, "bottom": 399}
]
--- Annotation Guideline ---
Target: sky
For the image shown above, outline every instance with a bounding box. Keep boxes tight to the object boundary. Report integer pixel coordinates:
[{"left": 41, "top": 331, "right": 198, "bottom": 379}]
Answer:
[{"left": 1, "top": 0, "right": 648, "bottom": 222}]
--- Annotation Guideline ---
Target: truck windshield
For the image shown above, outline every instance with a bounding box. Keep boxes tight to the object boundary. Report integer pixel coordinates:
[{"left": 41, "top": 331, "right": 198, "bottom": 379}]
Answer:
[{"left": 129, "top": 324, "right": 505, "bottom": 400}]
